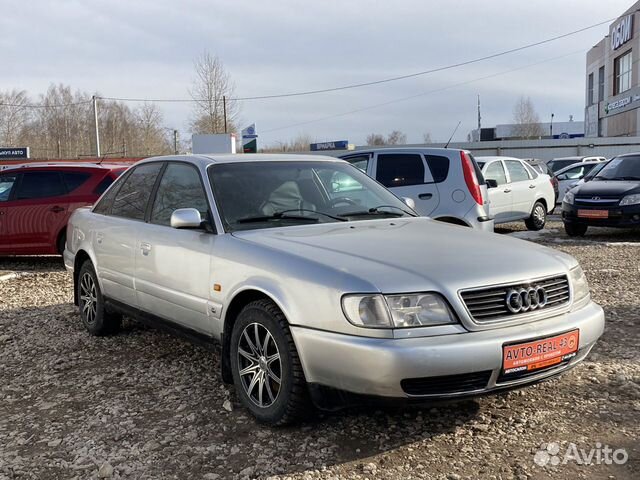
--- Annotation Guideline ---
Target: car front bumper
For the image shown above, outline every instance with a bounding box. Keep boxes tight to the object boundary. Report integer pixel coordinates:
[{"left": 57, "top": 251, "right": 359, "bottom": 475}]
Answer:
[
  {"left": 562, "top": 202, "right": 640, "bottom": 228},
  {"left": 291, "top": 300, "right": 604, "bottom": 404}
]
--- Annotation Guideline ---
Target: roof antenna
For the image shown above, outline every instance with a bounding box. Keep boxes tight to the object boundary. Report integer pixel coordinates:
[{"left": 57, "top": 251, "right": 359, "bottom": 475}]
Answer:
[{"left": 444, "top": 121, "right": 461, "bottom": 149}]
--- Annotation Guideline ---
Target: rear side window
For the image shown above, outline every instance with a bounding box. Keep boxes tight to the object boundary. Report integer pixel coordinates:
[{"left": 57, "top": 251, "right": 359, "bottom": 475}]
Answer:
[
  {"left": 484, "top": 161, "right": 507, "bottom": 185},
  {"left": 110, "top": 163, "right": 163, "bottom": 220},
  {"left": 0, "top": 174, "right": 17, "bottom": 202},
  {"left": 376, "top": 154, "right": 425, "bottom": 187},
  {"left": 62, "top": 172, "right": 92, "bottom": 192},
  {"left": 425, "top": 155, "right": 450, "bottom": 183},
  {"left": 343, "top": 154, "right": 370, "bottom": 172},
  {"left": 16, "top": 171, "right": 66, "bottom": 199},
  {"left": 505, "top": 160, "right": 531, "bottom": 183},
  {"left": 150, "top": 163, "right": 209, "bottom": 226},
  {"left": 94, "top": 170, "right": 125, "bottom": 195}
]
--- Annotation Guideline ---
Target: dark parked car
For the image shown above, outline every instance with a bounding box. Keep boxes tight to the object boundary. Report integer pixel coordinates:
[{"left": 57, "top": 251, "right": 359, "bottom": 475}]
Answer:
[
  {"left": 561, "top": 153, "right": 640, "bottom": 236},
  {"left": 547, "top": 156, "right": 606, "bottom": 174},
  {"left": 0, "top": 163, "right": 128, "bottom": 255},
  {"left": 526, "top": 159, "right": 559, "bottom": 204}
]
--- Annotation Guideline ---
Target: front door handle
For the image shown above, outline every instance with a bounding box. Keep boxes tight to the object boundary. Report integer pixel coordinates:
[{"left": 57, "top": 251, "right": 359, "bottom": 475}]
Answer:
[
  {"left": 418, "top": 193, "right": 433, "bottom": 200},
  {"left": 529, "top": 184, "right": 536, "bottom": 189},
  {"left": 140, "top": 242, "right": 152, "bottom": 256},
  {"left": 503, "top": 188, "right": 512, "bottom": 193},
  {"left": 50, "top": 206, "right": 65, "bottom": 213}
]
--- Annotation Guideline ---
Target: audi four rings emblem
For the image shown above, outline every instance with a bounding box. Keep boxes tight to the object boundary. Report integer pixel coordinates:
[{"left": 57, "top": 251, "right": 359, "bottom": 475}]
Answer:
[{"left": 505, "top": 286, "right": 548, "bottom": 313}]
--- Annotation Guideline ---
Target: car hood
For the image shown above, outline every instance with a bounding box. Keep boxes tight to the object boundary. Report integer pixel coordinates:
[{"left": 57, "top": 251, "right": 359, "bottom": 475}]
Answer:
[
  {"left": 231, "top": 218, "right": 577, "bottom": 293},
  {"left": 575, "top": 180, "right": 640, "bottom": 197}
]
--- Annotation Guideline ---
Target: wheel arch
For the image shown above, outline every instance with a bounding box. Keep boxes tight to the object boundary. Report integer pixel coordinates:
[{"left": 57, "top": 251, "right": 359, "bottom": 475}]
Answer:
[
  {"left": 220, "top": 287, "right": 290, "bottom": 384},
  {"left": 533, "top": 196, "right": 549, "bottom": 213}
]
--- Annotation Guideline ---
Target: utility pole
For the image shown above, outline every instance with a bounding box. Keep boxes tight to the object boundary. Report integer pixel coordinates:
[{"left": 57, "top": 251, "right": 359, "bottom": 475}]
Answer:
[
  {"left": 223, "top": 95, "right": 228, "bottom": 134},
  {"left": 122, "top": 138, "right": 127, "bottom": 157},
  {"left": 477, "top": 94, "right": 481, "bottom": 131},
  {"left": 550, "top": 113, "right": 555, "bottom": 139},
  {"left": 173, "top": 129, "right": 179, "bottom": 155},
  {"left": 92, "top": 96, "right": 101, "bottom": 157}
]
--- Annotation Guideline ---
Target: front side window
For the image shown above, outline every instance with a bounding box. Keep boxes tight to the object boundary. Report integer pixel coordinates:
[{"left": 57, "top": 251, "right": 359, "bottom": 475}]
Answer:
[
  {"left": 17, "top": 171, "right": 66, "bottom": 199},
  {"left": 0, "top": 174, "right": 17, "bottom": 202},
  {"left": 110, "top": 163, "right": 163, "bottom": 220},
  {"left": 376, "top": 154, "right": 425, "bottom": 187},
  {"left": 151, "top": 163, "right": 209, "bottom": 226},
  {"left": 505, "top": 160, "right": 531, "bottom": 183},
  {"left": 209, "top": 161, "right": 413, "bottom": 232},
  {"left": 484, "top": 161, "right": 507, "bottom": 185},
  {"left": 614, "top": 50, "right": 632, "bottom": 95}
]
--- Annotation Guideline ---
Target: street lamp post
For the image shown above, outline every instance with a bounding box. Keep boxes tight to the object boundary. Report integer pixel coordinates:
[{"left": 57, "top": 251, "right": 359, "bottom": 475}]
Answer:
[{"left": 550, "top": 113, "right": 555, "bottom": 139}]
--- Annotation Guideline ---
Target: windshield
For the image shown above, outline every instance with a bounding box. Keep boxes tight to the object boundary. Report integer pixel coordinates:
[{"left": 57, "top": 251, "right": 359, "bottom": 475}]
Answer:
[
  {"left": 208, "top": 161, "right": 415, "bottom": 231},
  {"left": 593, "top": 156, "right": 640, "bottom": 181}
]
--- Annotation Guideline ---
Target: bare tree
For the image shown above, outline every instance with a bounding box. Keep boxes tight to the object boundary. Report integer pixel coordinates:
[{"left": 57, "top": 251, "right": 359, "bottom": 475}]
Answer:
[
  {"left": 0, "top": 89, "right": 31, "bottom": 146},
  {"left": 423, "top": 132, "right": 433, "bottom": 143},
  {"left": 134, "top": 103, "right": 172, "bottom": 155},
  {"left": 261, "top": 133, "right": 314, "bottom": 152},
  {"left": 189, "top": 51, "right": 239, "bottom": 134},
  {"left": 386, "top": 130, "right": 407, "bottom": 145},
  {"left": 512, "top": 96, "right": 545, "bottom": 139},
  {"left": 366, "top": 133, "right": 386, "bottom": 146}
]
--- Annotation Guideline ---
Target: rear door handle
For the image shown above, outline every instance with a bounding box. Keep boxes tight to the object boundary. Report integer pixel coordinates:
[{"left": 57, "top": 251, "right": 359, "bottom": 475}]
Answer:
[
  {"left": 529, "top": 184, "right": 536, "bottom": 189},
  {"left": 50, "top": 206, "right": 65, "bottom": 213},
  {"left": 418, "top": 193, "right": 433, "bottom": 200},
  {"left": 140, "top": 242, "right": 152, "bottom": 256}
]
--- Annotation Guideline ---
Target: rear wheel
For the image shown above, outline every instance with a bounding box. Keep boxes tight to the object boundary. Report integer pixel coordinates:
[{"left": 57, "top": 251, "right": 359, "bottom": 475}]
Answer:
[
  {"left": 525, "top": 201, "right": 547, "bottom": 231},
  {"left": 77, "top": 260, "right": 121, "bottom": 335},
  {"left": 230, "top": 299, "right": 311, "bottom": 425},
  {"left": 564, "top": 222, "right": 588, "bottom": 237}
]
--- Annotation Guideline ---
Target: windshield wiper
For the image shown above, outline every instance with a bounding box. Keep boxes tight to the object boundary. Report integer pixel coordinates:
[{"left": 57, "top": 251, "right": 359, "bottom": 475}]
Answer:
[
  {"left": 237, "top": 208, "right": 347, "bottom": 224},
  {"left": 340, "top": 205, "right": 417, "bottom": 218}
]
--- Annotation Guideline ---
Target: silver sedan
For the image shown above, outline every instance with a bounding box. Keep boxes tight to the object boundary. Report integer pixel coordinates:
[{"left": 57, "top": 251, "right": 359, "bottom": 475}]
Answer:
[{"left": 64, "top": 154, "right": 604, "bottom": 425}]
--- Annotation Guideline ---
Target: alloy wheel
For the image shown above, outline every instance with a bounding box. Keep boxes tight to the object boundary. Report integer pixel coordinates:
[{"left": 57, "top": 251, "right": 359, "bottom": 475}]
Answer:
[
  {"left": 80, "top": 272, "right": 98, "bottom": 326},
  {"left": 533, "top": 204, "right": 546, "bottom": 227},
  {"left": 237, "top": 322, "right": 282, "bottom": 408}
]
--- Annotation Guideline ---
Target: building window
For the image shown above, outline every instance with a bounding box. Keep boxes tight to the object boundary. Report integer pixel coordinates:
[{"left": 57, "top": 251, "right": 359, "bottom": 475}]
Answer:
[
  {"left": 598, "top": 66, "right": 605, "bottom": 101},
  {"left": 588, "top": 73, "right": 594, "bottom": 105},
  {"left": 614, "top": 50, "right": 632, "bottom": 95}
]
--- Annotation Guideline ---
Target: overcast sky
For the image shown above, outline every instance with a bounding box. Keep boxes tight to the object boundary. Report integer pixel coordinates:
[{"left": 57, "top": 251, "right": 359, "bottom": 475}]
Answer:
[{"left": 0, "top": 0, "right": 631, "bottom": 147}]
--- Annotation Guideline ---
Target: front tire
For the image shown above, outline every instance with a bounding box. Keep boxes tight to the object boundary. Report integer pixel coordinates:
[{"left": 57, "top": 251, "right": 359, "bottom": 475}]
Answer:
[
  {"left": 230, "top": 299, "right": 311, "bottom": 425},
  {"left": 564, "top": 222, "right": 588, "bottom": 237},
  {"left": 525, "top": 201, "right": 547, "bottom": 231},
  {"left": 77, "top": 260, "right": 121, "bottom": 336}
]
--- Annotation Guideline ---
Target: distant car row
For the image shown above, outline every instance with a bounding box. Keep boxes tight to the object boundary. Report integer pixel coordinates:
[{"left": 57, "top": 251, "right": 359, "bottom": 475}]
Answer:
[{"left": 0, "top": 151, "right": 636, "bottom": 256}]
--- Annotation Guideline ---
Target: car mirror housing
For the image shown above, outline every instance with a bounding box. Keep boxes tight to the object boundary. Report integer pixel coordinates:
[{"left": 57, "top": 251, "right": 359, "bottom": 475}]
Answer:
[{"left": 170, "top": 208, "right": 203, "bottom": 229}]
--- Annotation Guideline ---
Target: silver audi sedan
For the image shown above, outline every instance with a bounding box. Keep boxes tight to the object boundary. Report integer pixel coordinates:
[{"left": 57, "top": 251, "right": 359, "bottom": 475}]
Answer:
[{"left": 64, "top": 154, "right": 604, "bottom": 425}]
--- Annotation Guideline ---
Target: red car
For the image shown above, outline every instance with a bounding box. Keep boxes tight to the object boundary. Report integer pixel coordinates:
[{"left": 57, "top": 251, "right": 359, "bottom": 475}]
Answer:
[{"left": 0, "top": 163, "right": 128, "bottom": 255}]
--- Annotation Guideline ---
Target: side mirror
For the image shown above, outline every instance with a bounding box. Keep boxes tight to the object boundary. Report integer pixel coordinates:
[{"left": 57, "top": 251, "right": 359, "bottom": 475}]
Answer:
[
  {"left": 556, "top": 174, "right": 568, "bottom": 181},
  {"left": 402, "top": 197, "right": 416, "bottom": 210},
  {"left": 170, "top": 208, "right": 202, "bottom": 229},
  {"left": 485, "top": 179, "right": 498, "bottom": 188}
]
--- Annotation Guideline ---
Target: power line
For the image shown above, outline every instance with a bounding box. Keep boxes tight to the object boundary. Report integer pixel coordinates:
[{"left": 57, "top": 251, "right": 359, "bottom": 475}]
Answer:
[
  {"left": 0, "top": 100, "right": 92, "bottom": 109},
  {"left": 261, "top": 49, "right": 584, "bottom": 134},
  {"left": 97, "top": 18, "right": 613, "bottom": 104}
]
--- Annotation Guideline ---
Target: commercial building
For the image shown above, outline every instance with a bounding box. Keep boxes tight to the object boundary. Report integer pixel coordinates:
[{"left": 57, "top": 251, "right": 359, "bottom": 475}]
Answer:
[
  {"left": 585, "top": 1, "right": 640, "bottom": 137},
  {"left": 470, "top": 118, "right": 584, "bottom": 142}
]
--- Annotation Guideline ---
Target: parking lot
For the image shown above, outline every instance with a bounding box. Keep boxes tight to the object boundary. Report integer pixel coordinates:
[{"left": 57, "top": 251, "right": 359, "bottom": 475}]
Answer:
[{"left": 0, "top": 219, "right": 637, "bottom": 480}]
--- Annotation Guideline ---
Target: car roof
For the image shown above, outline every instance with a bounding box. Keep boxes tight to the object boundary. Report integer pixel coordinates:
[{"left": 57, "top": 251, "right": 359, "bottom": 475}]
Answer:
[
  {"left": 554, "top": 161, "right": 604, "bottom": 175},
  {"left": 138, "top": 153, "right": 344, "bottom": 168},
  {"left": 339, "top": 147, "right": 466, "bottom": 155},
  {"left": 1, "top": 162, "right": 129, "bottom": 171},
  {"left": 475, "top": 156, "right": 522, "bottom": 162},
  {"left": 550, "top": 156, "right": 584, "bottom": 161},
  {"left": 615, "top": 152, "right": 640, "bottom": 158}
]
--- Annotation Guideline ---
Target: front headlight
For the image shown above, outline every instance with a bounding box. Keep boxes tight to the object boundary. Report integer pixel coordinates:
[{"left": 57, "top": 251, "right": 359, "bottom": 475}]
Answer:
[
  {"left": 563, "top": 190, "right": 575, "bottom": 204},
  {"left": 620, "top": 193, "right": 640, "bottom": 206},
  {"left": 569, "top": 266, "right": 590, "bottom": 304},
  {"left": 342, "top": 293, "right": 457, "bottom": 328}
]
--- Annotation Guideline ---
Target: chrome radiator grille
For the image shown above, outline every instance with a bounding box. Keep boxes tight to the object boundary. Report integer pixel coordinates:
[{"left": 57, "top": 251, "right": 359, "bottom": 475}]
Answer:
[{"left": 460, "top": 275, "right": 570, "bottom": 323}]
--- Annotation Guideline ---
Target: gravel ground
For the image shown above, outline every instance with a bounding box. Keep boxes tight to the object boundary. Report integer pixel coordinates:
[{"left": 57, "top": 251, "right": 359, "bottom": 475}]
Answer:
[{"left": 0, "top": 219, "right": 638, "bottom": 480}]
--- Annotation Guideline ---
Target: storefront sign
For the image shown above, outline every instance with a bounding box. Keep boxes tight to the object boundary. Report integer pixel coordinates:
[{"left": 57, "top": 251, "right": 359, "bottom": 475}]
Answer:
[
  {"left": 611, "top": 14, "right": 633, "bottom": 50},
  {"left": 310, "top": 140, "right": 349, "bottom": 151},
  {"left": 0, "top": 147, "right": 29, "bottom": 159}
]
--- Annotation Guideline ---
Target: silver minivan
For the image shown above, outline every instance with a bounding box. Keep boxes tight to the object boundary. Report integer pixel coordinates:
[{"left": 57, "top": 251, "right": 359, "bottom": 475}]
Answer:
[{"left": 339, "top": 148, "right": 494, "bottom": 231}]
